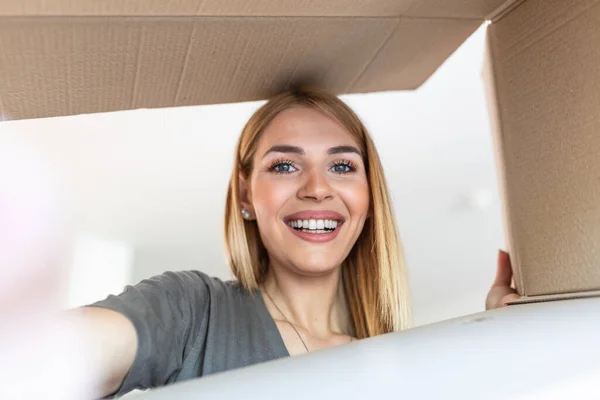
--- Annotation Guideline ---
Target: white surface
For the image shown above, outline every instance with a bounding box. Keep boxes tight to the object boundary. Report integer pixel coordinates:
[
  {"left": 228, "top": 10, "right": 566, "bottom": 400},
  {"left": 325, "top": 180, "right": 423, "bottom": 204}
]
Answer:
[
  {"left": 0, "top": 26, "right": 501, "bottom": 325},
  {"left": 136, "top": 298, "right": 600, "bottom": 400}
]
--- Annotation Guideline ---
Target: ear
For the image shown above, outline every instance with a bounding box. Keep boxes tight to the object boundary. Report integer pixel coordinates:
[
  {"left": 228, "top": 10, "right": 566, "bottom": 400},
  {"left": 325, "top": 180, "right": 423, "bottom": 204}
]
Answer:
[{"left": 238, "top": 173, "right": 255, "bottom": 220}]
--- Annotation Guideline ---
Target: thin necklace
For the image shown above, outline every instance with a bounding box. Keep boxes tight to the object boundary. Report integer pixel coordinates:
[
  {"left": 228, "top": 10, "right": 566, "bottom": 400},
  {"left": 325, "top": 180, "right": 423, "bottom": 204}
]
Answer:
[{"left": 262, "top": 289, "right": 310, "bottom": 353}]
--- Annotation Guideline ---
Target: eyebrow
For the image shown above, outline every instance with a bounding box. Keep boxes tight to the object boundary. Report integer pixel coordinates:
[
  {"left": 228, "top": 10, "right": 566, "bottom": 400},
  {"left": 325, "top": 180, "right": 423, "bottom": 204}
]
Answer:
[
  {"left": 262, "top": 145, "right": 305, "bottom": 158},
  {"left": 262, "top": 145, "right": 362, "bottom": 159},
  {"left": 327, "top": 145, "right": 362, "bottom": 156}
]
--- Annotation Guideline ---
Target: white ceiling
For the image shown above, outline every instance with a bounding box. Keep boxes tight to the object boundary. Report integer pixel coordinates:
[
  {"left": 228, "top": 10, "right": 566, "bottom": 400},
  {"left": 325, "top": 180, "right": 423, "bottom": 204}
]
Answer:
[{"left": 0, "top": 25, "right": 503, "bottom": 326}]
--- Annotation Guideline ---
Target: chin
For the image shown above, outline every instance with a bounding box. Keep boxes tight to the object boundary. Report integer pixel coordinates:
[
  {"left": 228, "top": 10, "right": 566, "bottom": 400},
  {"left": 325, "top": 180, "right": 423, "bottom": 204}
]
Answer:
[{"left": 288, "top": 254, "right": 344, "bottom": 276}]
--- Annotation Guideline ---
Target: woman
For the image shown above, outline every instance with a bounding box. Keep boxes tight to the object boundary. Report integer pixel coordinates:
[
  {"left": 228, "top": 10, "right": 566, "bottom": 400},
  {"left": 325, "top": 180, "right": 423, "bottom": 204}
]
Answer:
[{"left": 78, "top": 87, "right": 517, "bottom": 398}]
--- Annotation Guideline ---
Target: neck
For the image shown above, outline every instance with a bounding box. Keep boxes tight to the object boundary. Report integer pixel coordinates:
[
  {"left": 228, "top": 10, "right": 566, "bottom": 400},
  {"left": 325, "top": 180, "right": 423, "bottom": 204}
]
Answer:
[{"left": 261, "top": 262, "right": 351, "bottom": 339}]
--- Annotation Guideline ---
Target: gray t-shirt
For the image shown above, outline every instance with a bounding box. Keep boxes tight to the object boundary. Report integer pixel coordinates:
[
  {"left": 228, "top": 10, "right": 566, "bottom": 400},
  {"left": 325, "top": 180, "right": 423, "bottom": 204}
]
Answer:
[{"left": 90, "top": 270, "right": 289, "bottom": 398}]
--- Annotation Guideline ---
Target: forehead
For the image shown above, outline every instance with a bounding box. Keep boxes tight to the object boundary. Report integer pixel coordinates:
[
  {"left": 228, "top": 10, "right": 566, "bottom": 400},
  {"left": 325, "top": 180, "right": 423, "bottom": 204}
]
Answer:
[{"left": 257, "top": 106, "right": 360, "bottom": 152}]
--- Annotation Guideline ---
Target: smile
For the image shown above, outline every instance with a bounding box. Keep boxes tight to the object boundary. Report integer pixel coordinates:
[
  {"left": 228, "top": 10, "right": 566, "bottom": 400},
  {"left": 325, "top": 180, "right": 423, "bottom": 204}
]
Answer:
[
  {"left": 283, "top": 211, "right": 345, "bottom": 243},
  {"left": 286, "top": 219, "right": 338, "bottom": 233}
]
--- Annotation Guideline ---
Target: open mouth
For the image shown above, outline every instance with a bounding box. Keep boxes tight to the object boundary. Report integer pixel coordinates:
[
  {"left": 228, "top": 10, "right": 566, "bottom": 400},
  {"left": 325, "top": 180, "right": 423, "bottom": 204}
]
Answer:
[
  {"left": 282, "top": 211, "right": 346, "bottom": 242},
  {"left": 285, "top": 218, "right": 341, "bottom": 234}
]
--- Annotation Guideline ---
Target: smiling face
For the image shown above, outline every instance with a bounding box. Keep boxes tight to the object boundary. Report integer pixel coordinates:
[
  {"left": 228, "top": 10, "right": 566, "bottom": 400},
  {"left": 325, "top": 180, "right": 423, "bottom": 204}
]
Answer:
[{"left": 240, "top": 106, "right": 370, "bottom": 276}]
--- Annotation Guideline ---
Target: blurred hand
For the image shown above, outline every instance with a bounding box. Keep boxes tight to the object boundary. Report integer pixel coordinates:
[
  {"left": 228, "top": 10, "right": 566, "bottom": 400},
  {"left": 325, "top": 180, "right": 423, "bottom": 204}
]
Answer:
[
  {"left": 0, "top": 134, "right": 98, "bottom": 399},
  {"left": 486, "top": 250, "right": 520, "bottom": 310}
]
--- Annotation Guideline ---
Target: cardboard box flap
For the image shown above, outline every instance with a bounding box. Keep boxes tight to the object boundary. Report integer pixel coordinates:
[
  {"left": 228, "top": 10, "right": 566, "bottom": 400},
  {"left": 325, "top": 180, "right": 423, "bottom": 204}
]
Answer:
[
  {"left": 403, "top": 0, "right": 516, "bottom": 19},
  {"left": 351, "top": 18, "right": 481, "bottom": 91},
  {"left": 0, "top": 0, "right": 523, "bottom": 121},
  {"left": 0, "top": 0, "right": 510, "bottom": 18},
  {"left": 0, "top": 21, "right": 481, "bottom": 120},
  {"left": 486, "top": 0, "right": 600, "bottom": 297},
  {"left": 0, "top": 18, "right": 403, "bottom": 119}
]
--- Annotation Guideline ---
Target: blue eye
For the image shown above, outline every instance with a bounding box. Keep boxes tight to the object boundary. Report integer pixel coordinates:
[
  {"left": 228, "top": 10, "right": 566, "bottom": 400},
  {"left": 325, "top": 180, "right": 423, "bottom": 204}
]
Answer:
[
  {"left": 330, "top": 161, "right": 355, "bottom": 174},
  {"left": 270, "top": 160, "right": 297, "bottom": 174}
]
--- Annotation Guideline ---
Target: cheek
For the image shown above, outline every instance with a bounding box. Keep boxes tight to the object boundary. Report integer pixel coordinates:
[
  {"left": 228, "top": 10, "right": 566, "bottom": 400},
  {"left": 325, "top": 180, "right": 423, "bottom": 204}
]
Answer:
[
  {"left": 336, "top": 179, "right": 370, "bottom": 219},
  {"left": 251, "top": 175, "right": 296, "bottom": 221}
]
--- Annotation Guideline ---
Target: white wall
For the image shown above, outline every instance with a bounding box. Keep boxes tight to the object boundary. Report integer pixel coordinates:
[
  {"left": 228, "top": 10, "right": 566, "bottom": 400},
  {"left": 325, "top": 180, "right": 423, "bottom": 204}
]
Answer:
[{"left": 0, "top": 25, "right": 502, "bottom": 326}]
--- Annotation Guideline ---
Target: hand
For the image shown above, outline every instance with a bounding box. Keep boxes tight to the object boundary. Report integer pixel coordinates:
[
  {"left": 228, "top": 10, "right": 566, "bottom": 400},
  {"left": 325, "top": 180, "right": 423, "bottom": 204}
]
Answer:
[
  {"left": 0, "top": 137, "right": 98, "bottom": 399},
  {"left": 485, "top": 250, "right": 520, "bottom": 310}
]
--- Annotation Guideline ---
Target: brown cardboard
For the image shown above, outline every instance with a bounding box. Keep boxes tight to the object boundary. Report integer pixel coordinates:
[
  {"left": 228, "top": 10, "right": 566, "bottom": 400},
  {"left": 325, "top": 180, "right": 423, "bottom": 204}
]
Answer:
[
  {"left": 0, "top": 0, "right": 509, "bottom": 18},
  {"left": 0, "top": 0, "right": 508, "bottom": 120},
  {"left": 1, "top": 0, "right": 599, "bottom": 301},
  {"left": 486, "top": 0, "right": 600, "bottom": 297},
  {"left": 507, "top": 290, "right": 600, "bottom": 306}
]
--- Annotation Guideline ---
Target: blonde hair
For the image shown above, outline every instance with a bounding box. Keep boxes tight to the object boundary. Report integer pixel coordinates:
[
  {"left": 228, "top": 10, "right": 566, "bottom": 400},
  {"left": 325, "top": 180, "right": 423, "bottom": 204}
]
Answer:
[{"left": 224, "top": 87, "right": 412, "bottom": 337}]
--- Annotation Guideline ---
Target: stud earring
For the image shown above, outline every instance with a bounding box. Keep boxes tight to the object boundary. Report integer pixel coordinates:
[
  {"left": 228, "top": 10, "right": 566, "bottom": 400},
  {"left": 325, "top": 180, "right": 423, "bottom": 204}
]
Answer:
[{"left": 241, "top": 209, "right": 252, "bottom": 219}]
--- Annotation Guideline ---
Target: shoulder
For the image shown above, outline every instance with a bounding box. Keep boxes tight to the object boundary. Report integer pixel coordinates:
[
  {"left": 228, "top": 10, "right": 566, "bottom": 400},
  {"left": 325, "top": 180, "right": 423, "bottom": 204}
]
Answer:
[
  {"left": 141, "top": 270, "right": 253, "bottom": 304},
  {"left": 138, "top": 269, "right": 228, "bottom": 291}
]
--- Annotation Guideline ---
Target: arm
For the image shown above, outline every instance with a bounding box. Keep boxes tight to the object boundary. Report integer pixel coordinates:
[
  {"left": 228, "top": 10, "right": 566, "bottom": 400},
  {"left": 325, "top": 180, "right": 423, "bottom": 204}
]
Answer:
[
  {"left": 77, "top": 270, "right": 210, "bottom": 398},
  {"left": 65, "top": 307, "right": 138, "bottom": 398}
]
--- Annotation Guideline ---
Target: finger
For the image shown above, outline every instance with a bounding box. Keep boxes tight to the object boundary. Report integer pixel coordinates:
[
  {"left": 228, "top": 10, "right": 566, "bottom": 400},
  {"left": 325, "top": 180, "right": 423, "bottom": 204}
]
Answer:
[
  {"left": 493, "top": 249, "right": 513, "bottom": 287},
  {"left": 500, "top": 293, "right": 520, "bottom": 307}
]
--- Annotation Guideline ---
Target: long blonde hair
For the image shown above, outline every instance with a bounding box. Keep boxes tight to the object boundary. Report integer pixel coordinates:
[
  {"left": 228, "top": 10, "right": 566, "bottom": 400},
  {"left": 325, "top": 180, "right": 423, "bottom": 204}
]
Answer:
[{"left": 224, "top": 87, "right": 412, "bottom": 337}]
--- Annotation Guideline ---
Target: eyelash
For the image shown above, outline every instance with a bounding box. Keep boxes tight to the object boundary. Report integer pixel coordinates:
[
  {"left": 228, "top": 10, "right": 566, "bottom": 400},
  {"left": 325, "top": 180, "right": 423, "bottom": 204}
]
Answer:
[
  {"left": 267, "top": 159, "right": 357, "bottom": 174},
  {"left": 268, "top": 159, "right": 297, "bottom": 175},
  {"left": 329, "top": 160, "right": 357, "bottom": 174}
]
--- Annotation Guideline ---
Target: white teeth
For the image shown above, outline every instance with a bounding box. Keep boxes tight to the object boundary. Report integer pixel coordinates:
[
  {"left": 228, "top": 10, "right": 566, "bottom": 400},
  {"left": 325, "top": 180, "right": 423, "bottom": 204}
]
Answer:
[{"left": 287, "top": 218, "right": 340, "bottom": 231}]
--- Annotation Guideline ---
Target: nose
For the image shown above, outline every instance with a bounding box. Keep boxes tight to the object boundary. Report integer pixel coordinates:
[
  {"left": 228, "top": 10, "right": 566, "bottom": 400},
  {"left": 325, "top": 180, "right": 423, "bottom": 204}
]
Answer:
[{"left": 297, "top": 167, "right": 334, "bottom": 202}]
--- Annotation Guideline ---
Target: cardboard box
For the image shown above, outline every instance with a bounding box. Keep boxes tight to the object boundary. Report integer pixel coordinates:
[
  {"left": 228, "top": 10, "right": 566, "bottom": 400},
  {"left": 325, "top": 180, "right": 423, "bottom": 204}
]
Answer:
[
  {"left": 0, "top": 0, "right": 598, "bottom": 301},
  {"left": 485, "top": 0, "right": 600, "bottom": 299},
  {"left": 0, "top": 0, "right": 507, "bottom": 120}
]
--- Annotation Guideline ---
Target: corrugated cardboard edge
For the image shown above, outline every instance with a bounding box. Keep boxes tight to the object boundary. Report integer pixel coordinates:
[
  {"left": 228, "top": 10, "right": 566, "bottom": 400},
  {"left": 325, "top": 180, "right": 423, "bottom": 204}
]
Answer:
[
  {"left": 0, "top": 96, "right": 6, "bottom": 121},
  {"left": 507, "top": 290, "right": 600, "bottom": 305},
  {"left": 482, "top": 28, "right": 525, "bottom": 295}
]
